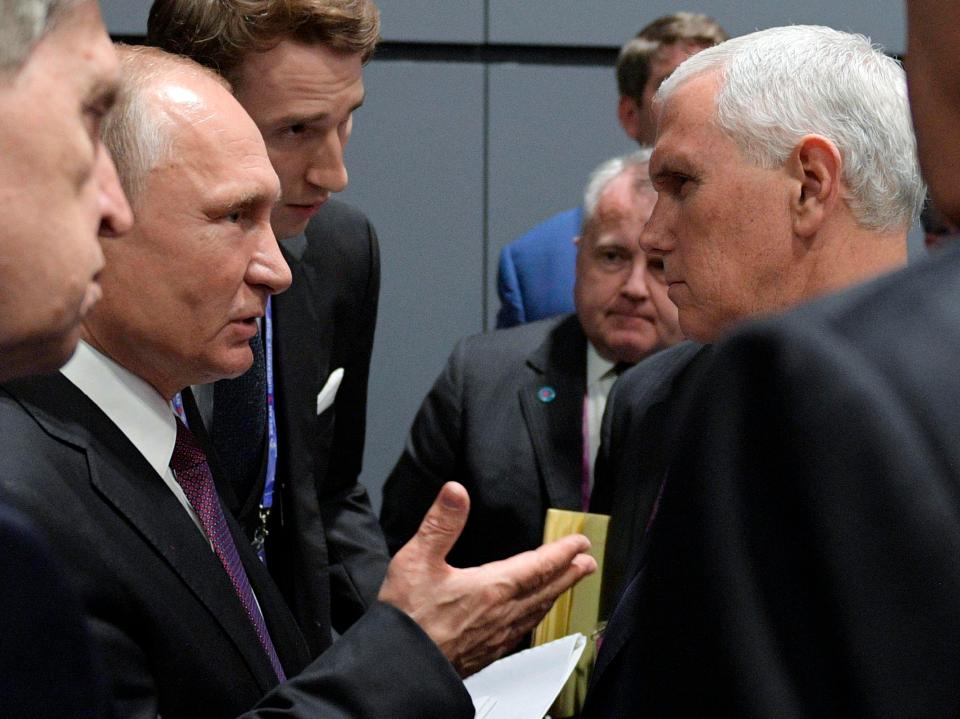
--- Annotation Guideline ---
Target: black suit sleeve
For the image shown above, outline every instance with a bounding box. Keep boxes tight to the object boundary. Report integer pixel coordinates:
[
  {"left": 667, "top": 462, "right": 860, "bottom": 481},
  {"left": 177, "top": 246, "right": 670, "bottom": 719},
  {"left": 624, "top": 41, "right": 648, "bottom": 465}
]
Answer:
[
  {"left": 0, "top": 507, "right": 113, "bottom": 719},
  {"left": 629, "top": 321, "right": 960, "bottom": 718},
  {"left": 242, "top": 603, "right": 473, "bottom": 719},
  {"left": 380, "top": 340, "right": 466, "bottom": 555}
]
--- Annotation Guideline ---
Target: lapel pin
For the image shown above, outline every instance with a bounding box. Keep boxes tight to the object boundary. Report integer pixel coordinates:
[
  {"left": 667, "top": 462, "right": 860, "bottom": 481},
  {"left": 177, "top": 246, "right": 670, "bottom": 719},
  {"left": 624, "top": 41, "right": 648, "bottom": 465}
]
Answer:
[{"left": 537, "top": 386, "right": 557, "bottom": 403}]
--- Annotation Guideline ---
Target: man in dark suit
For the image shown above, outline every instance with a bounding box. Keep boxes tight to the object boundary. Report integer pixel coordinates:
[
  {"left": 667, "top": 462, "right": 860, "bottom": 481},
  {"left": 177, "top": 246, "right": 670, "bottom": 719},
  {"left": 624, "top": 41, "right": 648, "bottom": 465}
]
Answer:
[
  {"left": 0, "top": 2, "right": 133, "bottom": 715},
  {"left": 147, "top": 0, "right": 391, "bottom": 654},
  {"left": 0, "top": 45, "right": 595, "bottom": 717},
  {"left": 582, "top": 24, "right": 932, "bottom": 717},
  {"left": 589, "top": 18, "right": 927, "bottom": 621},
  {"left": 496, "top": 12, "right": 728, "bottom": 329},
  {"left": 381, "top": 149, "right": 682, "bottom": 566}
]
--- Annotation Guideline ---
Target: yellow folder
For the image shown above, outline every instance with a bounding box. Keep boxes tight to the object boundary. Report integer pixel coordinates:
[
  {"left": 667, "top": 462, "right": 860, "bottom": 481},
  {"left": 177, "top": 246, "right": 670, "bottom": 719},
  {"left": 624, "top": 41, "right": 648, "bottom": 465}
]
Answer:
[{"left": 532, "top": 508, "right": 609, "bottom": 717}]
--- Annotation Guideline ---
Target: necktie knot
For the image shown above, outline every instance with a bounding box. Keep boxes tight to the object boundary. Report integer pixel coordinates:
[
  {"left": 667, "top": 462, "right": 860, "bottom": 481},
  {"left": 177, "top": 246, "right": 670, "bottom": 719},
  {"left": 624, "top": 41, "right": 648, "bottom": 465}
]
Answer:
[{"left": 170, "top": 418, "right": 207, "bottom": 473}]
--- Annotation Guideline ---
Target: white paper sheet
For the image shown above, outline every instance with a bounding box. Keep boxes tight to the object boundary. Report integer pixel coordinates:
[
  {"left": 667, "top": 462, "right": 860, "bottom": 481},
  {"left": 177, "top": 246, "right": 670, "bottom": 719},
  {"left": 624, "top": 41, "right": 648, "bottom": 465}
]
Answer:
[{"left": 463, "top": 633, "right": 587, "bottom": 719}]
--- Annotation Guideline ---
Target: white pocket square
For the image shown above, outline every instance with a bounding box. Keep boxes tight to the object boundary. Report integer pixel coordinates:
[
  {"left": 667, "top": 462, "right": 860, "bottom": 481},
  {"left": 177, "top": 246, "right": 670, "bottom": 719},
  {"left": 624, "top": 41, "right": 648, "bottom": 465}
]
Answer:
[{"left": 316, "top": 367, "right": 344, "bottom": 415}]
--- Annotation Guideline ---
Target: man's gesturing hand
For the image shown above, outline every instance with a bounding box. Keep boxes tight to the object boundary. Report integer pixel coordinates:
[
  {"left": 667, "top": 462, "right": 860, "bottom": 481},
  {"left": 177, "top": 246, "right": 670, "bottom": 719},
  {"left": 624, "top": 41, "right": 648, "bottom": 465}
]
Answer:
[{"left": 378, "top": 482, "right": 597, "bottom": 677}]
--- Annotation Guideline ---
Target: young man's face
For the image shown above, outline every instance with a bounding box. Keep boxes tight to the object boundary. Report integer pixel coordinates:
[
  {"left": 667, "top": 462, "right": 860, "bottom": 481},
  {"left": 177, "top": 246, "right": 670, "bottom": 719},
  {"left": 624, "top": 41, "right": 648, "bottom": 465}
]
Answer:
[{"left": 232, "top": 40, "right": 365, "bottom": 240}]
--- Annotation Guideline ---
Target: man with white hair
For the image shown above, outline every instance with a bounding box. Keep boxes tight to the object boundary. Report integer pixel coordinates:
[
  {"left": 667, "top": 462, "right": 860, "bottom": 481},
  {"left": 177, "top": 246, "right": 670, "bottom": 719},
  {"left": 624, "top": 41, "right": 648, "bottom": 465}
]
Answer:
[
  {"left": 381, "top": 149, "right": 681, "bottom": 569},
  {"left": 583, "top": 24, "right": 927, "bottom": 717}
]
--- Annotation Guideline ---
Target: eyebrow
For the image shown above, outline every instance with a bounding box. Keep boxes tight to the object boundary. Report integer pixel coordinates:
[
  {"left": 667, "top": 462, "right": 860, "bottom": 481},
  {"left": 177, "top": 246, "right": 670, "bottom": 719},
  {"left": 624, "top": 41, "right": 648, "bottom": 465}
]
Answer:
[
  {"left": 650, "top": 157, "right": 697, "bottom": 186},
  {"left": 224, "top": 186, "right": 283, "bottom": 212},
  {"left": 271, "top": 96, "right": 365, "bottom": 128}
]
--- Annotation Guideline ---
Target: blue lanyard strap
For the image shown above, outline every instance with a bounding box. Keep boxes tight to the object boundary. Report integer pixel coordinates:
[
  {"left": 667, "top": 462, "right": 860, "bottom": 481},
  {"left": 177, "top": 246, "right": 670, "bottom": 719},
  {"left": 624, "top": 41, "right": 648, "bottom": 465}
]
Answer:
[
  {"left": 262, "top": 295, "right": 278, "bottom": 512},
  {"left": 171, "top": 392, "right": 188, "bottom": 425},
  {"left": 171, "top": 300, "right": 279, "bottom": 562}
]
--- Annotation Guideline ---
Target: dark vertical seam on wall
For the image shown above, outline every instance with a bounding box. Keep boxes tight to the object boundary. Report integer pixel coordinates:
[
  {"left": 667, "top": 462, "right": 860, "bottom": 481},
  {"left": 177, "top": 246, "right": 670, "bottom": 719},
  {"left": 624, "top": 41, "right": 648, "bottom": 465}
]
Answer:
[{"left": 481, "top": 0, "right": 491, "bottom": 331}]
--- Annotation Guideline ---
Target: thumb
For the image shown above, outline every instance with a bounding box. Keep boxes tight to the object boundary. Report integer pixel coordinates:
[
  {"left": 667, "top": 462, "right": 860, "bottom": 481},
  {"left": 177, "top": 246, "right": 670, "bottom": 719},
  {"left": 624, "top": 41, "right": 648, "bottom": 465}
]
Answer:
[{"left": 406, "top": 482, "right": 470, "bottom": 566}]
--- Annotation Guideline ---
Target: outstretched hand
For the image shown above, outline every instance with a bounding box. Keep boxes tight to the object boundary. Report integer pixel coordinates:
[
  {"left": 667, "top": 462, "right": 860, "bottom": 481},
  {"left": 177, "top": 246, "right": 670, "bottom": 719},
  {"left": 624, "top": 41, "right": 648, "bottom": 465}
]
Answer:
[{"left": 378, "top": 482, "right": 597, "bottom": 677}]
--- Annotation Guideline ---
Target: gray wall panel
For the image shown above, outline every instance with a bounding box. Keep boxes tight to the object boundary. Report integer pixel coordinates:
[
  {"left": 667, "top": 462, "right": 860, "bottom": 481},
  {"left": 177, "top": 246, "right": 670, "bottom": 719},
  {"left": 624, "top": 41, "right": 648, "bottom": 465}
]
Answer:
[
  {"left": 488, "top": 1, "right": 907, "bottom": 54},
  {"left": 376, "top": 0, "right": 485, "bottom": 44},
  {"left": 337, "top": 61, "right": 486, "bottom": 510},
  {"left": 486, "top": 63, "right": 633, "bottom": 326},
  {"left": 101, "top": 0, "right": 150, "bottom": 35}
]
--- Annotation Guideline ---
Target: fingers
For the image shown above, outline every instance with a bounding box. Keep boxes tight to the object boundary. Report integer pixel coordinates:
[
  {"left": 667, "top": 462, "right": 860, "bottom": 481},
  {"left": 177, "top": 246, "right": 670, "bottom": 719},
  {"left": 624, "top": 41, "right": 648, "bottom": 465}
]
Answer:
[
  {"left": 516, "top": 550, "right": 596, "bottom": 616},
  {"left": 490, "top": 533, "right": 594, "bottom": 597},
  {"left": 404, "top": 482, "right": 471, "bottom": 565}
]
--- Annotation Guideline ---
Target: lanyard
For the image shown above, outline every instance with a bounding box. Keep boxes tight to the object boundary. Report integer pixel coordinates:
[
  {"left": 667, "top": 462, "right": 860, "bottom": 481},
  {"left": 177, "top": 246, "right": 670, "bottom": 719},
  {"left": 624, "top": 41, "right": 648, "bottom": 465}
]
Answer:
[
  {"left": 262, "top": 296, "right": 278, "bottom": 512},
  {"left": 171, "top": 299, "right": 278, "bottom": 562},
  {"left": 171, "top": 392, "right": 188, "bottom": 425}
]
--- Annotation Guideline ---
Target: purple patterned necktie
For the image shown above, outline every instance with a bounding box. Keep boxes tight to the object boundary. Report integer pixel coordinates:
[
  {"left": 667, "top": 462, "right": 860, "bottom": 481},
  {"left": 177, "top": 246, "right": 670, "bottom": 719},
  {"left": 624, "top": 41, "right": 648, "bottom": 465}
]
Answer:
[{"left": 169, "top": 417, "right": 286, "bottom": 681}]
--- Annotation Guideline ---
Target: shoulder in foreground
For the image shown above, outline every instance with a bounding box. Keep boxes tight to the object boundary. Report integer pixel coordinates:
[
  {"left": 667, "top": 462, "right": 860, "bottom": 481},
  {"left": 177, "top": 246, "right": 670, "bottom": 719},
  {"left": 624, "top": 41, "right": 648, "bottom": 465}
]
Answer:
[
  {"left": 617, "top": 340, "right": 707, "bottom": 393},
  {"left": 733, "top": 243, "right": 960, "bottom": 355}
]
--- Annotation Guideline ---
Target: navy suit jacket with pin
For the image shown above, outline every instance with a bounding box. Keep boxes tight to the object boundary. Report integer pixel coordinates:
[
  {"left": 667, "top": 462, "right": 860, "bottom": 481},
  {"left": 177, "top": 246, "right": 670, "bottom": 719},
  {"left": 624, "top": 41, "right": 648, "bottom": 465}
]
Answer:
[{"left": 380, "top": 314, "right": 588, "bottom": 567}]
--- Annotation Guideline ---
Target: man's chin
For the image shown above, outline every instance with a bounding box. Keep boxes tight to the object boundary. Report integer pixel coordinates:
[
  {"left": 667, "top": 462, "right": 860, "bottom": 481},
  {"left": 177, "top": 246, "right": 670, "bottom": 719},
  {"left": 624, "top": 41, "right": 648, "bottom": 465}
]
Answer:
[{"left": 215, "top": 344, "right": 256, "bottom": 381}]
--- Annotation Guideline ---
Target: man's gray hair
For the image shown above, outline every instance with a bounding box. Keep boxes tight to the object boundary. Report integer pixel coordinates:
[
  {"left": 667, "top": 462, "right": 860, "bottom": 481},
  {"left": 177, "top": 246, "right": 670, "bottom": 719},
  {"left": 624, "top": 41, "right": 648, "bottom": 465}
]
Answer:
[
  {"left": 657, "top": 24, "right": 925, "bottom": 232},
  {"left": 582, "top": 147, "right": 654, "bottom": 225},
  {"left": 102, "top": 44, "right": 229, "bottom": 205},
  {"left": 0, "top": 0, "right": 76, "bottom": 72}
]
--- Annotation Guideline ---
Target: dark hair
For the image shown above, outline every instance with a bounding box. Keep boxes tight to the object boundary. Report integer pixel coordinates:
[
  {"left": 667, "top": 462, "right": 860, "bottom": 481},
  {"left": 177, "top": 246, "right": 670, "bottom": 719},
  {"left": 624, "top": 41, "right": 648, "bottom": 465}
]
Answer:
[
  {"left": 616, "top": 12, "right": 728, "bottom": 104},
  {"left": 147, "top": 0, "right": 380, "bottom": 84}
]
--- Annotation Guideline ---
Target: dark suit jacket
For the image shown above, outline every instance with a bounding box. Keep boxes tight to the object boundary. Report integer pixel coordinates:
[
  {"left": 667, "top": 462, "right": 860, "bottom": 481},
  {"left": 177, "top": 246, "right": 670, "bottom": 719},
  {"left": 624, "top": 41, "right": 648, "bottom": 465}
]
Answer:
[
  {"left": 589, "top": 341, "right": 708, "bottom": 617},
  {"left": 381, "top": 314, "right": 588, "bottom": 567},
  {"left": 0, "top": 505, "right": 111, "bottom": 719},
  {"left": 226, "top": 200, "right": 389, "bottom": 656},
  {"left": 584, "top": 244, "right": 960, "bottom": 718},
  {"left": 0, "top": 373, "right": 470, "bottom": 719},
  {"left": 496, "top": 208, "right": 581, "bottom": 328}
]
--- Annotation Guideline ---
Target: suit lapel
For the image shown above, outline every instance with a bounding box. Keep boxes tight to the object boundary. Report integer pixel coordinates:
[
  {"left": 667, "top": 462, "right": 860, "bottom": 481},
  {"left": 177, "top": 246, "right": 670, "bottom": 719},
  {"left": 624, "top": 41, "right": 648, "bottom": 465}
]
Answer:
[
  {"left": 10, "top": 375, "right": 299, "bottom": 693},
  {"left": 275, "top": 238, "right": 332, "bottom": 466},
  {"left": 592, "top": 567, "right": 644, "bottom": 682},
  {"left": 271, "top": 237, "right": 334, "bottom": 653},
  {"left": 518, "top": 316, "right": 587, "bottom": 510},
  {"left": 592, "top": 344, "right": 715, "bottom": 688}
]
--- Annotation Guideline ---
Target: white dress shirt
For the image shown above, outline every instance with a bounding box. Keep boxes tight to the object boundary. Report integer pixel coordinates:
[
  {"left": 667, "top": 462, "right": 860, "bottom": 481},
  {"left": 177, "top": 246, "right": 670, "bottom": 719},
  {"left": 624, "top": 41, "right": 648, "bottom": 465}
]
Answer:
[
  {"left": 61, "top": 341, "right": 205, "bottom": 537},
  {"left": 585, "top": 342, "right": 617, "bottom": 493}
]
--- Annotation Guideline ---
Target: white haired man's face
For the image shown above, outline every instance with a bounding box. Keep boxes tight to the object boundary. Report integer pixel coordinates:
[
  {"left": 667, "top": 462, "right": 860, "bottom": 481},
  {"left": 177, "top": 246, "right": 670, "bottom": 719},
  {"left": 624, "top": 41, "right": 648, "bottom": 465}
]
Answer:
[
  {"left": 642, "top": 73, "right": 799, "bottom": 342},
  {"left": 574, "top": 168, "right": 681, "bottom": 363},
  {"left": 0, "top": 0, "right": 132, "bottom": 379}
]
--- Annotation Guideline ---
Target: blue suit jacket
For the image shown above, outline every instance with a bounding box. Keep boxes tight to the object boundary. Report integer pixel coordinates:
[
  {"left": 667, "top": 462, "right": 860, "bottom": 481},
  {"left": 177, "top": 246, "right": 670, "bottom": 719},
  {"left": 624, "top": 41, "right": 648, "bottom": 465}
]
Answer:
[{"left": 496, "top": 207, "right": 582, "bottom": 328}]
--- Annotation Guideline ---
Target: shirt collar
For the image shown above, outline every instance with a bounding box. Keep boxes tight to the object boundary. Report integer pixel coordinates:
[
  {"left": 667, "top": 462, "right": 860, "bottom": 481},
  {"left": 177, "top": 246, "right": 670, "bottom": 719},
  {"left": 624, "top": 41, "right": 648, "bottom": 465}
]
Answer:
[
  {"left": 586, "top": 341, "right": 616, "bottom": 386},
  {"left": 60, "top": 341, "right": 178, "bottom": 479}
]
